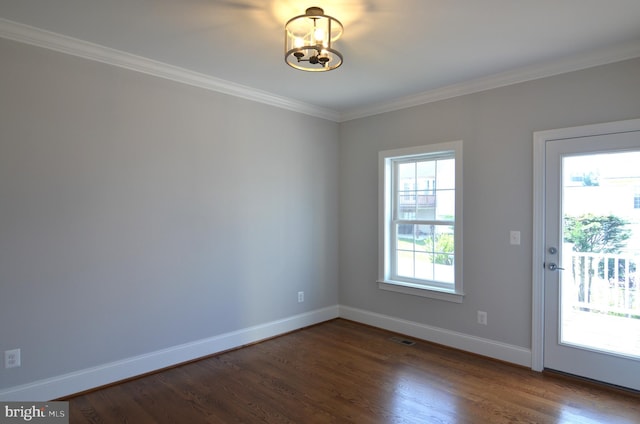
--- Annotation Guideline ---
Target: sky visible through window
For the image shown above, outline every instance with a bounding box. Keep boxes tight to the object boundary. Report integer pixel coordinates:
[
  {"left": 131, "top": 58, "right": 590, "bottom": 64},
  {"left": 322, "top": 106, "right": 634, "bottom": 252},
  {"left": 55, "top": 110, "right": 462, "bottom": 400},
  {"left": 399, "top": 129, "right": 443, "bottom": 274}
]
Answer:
[{"left": 563, "top": 151, "right": 640, "bottom": 255}]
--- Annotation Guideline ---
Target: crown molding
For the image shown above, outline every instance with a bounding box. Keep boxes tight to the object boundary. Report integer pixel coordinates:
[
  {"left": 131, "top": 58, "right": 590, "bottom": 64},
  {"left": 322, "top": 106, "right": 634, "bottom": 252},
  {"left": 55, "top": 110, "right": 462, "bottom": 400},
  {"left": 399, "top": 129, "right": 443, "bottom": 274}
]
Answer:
[
  {"left": 339, "top": 39, "right": 640, "bottom": 122},
  {"left": 0, "top": 18, "right": 341, "bottom": 122},
  {"left": 2, "top": 18, "right": 639, "bottom": 124}
]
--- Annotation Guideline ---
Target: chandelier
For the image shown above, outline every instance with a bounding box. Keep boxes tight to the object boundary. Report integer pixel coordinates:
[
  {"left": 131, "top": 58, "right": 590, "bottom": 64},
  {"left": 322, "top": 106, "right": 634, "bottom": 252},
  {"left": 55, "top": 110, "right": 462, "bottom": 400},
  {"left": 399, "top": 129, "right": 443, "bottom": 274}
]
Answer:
[{"left": 284, "top": 7, "right": 343, "bottom": 72}]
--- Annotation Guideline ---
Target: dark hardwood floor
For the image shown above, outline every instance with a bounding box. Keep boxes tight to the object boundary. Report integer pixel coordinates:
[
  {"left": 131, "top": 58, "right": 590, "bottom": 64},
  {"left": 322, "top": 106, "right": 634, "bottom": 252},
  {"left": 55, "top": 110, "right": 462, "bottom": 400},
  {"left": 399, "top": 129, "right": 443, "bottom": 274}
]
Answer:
[{"left": 66, "top": 319, "right": 639, "bottom": 423}]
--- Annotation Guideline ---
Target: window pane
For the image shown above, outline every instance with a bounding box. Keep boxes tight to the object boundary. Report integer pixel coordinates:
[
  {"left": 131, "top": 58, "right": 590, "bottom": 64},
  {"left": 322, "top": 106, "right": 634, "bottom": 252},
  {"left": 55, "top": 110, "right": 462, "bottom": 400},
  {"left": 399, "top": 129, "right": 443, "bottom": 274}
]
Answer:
[
  {"left": 397, "top": 200, "right": 415, "bottom": 219},
  {"left": 396, "top": 250, "right": 414, "bottom": 278},
  {"left": 436, "top": 158, "right": 455, "bottom": 189},
  {"left": 434, "top": 258, "right": 454, "bottom": 283},
  {"left": 396, "top": 225, "right": 429, "bottom": 254},
  {"left": 415, "top": 190, "right": 435, "bottom": 220},
  {"left": 415, "top": 252, "right": 434, "bottom": 280},
  {"left": 398, "top": 162, "right": 416, "bottom": 184},
  {"left": 422, "top": 227, "right": 435, "bottom": 253},
  {"left": 434, "top": 226, "right": 455, "bottom": 283},
  {"left": 435, "top": 189, "right": 455, "bottom": 220},
  {"left": 396, "top": 162, "right": 416, "bottom": 219},
  {"left": 394, "top": 223, "right": 454, "bottom": 284},
  {"left": 417, "top": 160, "right": 435, "bottom": 194},
  {"left": 416, "top": 225, "right": 431, "bottom": 252},
  {"left": 396, "top": 225, "right": 414, "bottom": 252}
]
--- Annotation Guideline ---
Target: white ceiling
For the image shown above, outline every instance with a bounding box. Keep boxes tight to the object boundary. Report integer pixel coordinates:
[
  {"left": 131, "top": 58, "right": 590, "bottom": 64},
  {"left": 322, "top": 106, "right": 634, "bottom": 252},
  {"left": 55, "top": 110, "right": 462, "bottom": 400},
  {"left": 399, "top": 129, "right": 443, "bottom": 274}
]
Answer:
[{"left": 2, "top": 0, "right": 640, "bottom": 121}]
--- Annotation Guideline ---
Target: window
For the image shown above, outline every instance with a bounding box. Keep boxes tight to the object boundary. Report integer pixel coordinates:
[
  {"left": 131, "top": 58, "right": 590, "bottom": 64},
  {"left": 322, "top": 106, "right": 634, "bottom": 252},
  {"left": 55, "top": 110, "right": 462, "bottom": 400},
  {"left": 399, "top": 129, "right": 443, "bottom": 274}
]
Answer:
[{"left": 378, "top": 141, "right": 463, "bottom": 302}]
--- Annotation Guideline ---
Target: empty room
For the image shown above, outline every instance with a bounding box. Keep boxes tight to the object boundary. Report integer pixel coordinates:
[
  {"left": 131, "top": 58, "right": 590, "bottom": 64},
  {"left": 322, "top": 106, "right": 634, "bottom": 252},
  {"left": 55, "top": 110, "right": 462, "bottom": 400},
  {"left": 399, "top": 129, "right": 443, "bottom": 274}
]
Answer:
[{"left": 1, "top": 1, "right": 639, "bottom": 423}]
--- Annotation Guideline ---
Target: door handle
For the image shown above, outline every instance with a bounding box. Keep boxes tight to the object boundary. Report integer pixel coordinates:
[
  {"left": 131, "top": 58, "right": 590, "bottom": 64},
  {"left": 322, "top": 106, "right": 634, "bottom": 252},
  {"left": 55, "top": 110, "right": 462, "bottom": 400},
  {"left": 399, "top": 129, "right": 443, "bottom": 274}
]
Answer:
[{"left": 547, "top": 263, "right": 565, "bottom": 271}]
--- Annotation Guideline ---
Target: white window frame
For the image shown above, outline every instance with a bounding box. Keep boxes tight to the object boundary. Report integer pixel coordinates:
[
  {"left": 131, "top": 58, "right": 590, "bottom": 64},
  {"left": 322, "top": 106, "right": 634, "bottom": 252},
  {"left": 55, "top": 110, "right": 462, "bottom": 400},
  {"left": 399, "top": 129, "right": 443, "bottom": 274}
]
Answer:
[{"left": 378, "top": 141, "right": 464, "bottom": 303}]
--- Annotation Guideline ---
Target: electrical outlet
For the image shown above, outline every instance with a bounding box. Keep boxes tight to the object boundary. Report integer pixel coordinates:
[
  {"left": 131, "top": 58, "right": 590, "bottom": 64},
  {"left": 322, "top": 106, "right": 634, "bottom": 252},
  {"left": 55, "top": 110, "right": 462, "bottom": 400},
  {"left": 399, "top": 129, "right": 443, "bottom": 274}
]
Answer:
[
  {"left": 298, "top": 291, "right": 304, "bottom": 303},
  {"left": 477, "top": 311, "right": 488, "bottom": 325},
  {"left": 5, "top": 349, "right": 21, "bottom": 368}
]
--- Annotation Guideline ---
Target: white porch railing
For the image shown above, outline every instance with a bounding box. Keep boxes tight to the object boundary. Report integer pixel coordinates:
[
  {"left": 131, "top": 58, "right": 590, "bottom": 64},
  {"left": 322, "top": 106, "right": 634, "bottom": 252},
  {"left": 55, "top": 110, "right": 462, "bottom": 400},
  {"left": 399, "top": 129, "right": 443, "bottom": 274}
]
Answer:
[{"left": 564, "top": 252, "right": 639, "bottom": 318}]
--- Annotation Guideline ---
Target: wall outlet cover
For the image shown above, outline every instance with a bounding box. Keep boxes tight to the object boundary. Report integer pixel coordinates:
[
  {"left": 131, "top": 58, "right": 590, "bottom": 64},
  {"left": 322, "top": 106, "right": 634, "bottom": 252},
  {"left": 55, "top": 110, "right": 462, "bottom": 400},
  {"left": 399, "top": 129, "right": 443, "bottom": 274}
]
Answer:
[{"left": 5, "top": 349, "right": 21, "bottom": 368}]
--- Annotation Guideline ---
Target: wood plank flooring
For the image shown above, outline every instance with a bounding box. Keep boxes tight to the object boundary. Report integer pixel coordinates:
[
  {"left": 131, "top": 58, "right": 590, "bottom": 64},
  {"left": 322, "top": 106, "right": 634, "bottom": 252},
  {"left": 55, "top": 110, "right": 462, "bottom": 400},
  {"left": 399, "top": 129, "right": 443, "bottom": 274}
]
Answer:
[{"left": 66, "top": 319, "right": 640, "bottom": 423}]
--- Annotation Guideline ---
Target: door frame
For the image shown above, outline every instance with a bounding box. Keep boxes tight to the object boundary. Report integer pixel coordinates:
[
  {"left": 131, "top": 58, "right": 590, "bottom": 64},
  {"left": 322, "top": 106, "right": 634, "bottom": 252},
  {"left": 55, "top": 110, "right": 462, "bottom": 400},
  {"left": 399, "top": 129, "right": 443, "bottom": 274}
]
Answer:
[{"left": 532, "top": 117, "right": 640, "bottom": 372}]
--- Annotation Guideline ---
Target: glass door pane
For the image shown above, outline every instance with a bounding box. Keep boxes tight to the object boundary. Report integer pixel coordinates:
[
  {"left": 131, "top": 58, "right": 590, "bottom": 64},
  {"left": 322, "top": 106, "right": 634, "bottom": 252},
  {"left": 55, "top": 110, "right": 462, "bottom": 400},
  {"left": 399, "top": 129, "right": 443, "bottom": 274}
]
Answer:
[{"left": 561, "top": 151, "right": 640, "bottom": 359}]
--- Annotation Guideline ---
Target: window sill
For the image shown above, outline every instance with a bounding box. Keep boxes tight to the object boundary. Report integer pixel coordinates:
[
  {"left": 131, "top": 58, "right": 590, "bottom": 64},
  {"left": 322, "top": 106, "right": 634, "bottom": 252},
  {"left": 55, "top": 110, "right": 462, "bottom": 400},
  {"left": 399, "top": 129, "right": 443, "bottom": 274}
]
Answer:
[{"left": 377, "top": 280, "right": 464, "bottom": 303}]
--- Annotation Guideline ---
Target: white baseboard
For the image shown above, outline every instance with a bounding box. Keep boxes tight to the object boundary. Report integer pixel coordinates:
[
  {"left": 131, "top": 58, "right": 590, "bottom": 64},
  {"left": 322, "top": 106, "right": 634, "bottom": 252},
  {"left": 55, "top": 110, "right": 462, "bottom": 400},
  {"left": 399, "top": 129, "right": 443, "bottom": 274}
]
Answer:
[
  {"left": 339, "top": 305, "right": 532, "bottom": 367},
  {"left": 1, "top": 304, "right": 533, "bottom": 401},
  {"left": 0, "top": 306, "right": 339, "bottom": 401}
]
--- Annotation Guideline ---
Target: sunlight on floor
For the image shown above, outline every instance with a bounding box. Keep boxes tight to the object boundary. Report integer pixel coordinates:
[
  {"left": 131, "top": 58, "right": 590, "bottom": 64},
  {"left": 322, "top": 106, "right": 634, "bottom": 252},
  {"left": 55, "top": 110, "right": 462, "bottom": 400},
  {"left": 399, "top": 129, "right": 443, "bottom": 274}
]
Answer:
[{"left": 389, "top": 369, "right": 459, "bottom": 422}]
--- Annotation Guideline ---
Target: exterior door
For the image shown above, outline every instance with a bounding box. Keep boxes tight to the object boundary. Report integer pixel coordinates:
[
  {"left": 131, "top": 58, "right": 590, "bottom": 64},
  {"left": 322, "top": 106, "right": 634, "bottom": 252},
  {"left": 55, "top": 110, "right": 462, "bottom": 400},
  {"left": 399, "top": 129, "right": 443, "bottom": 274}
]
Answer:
[{"left": 541, "top": 122, "right": 640, "bottom": 391}]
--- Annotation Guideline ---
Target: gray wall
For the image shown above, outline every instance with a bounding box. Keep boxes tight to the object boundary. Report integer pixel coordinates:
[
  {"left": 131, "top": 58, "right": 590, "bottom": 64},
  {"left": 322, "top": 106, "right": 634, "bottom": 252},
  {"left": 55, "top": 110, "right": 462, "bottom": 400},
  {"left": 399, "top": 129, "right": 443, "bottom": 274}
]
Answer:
[
  {"left": 339, "top": 58, "right": 640, "bottom": 348},
  {"left": 0, "top": 38, "right": 339, "bottom": 390}
]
